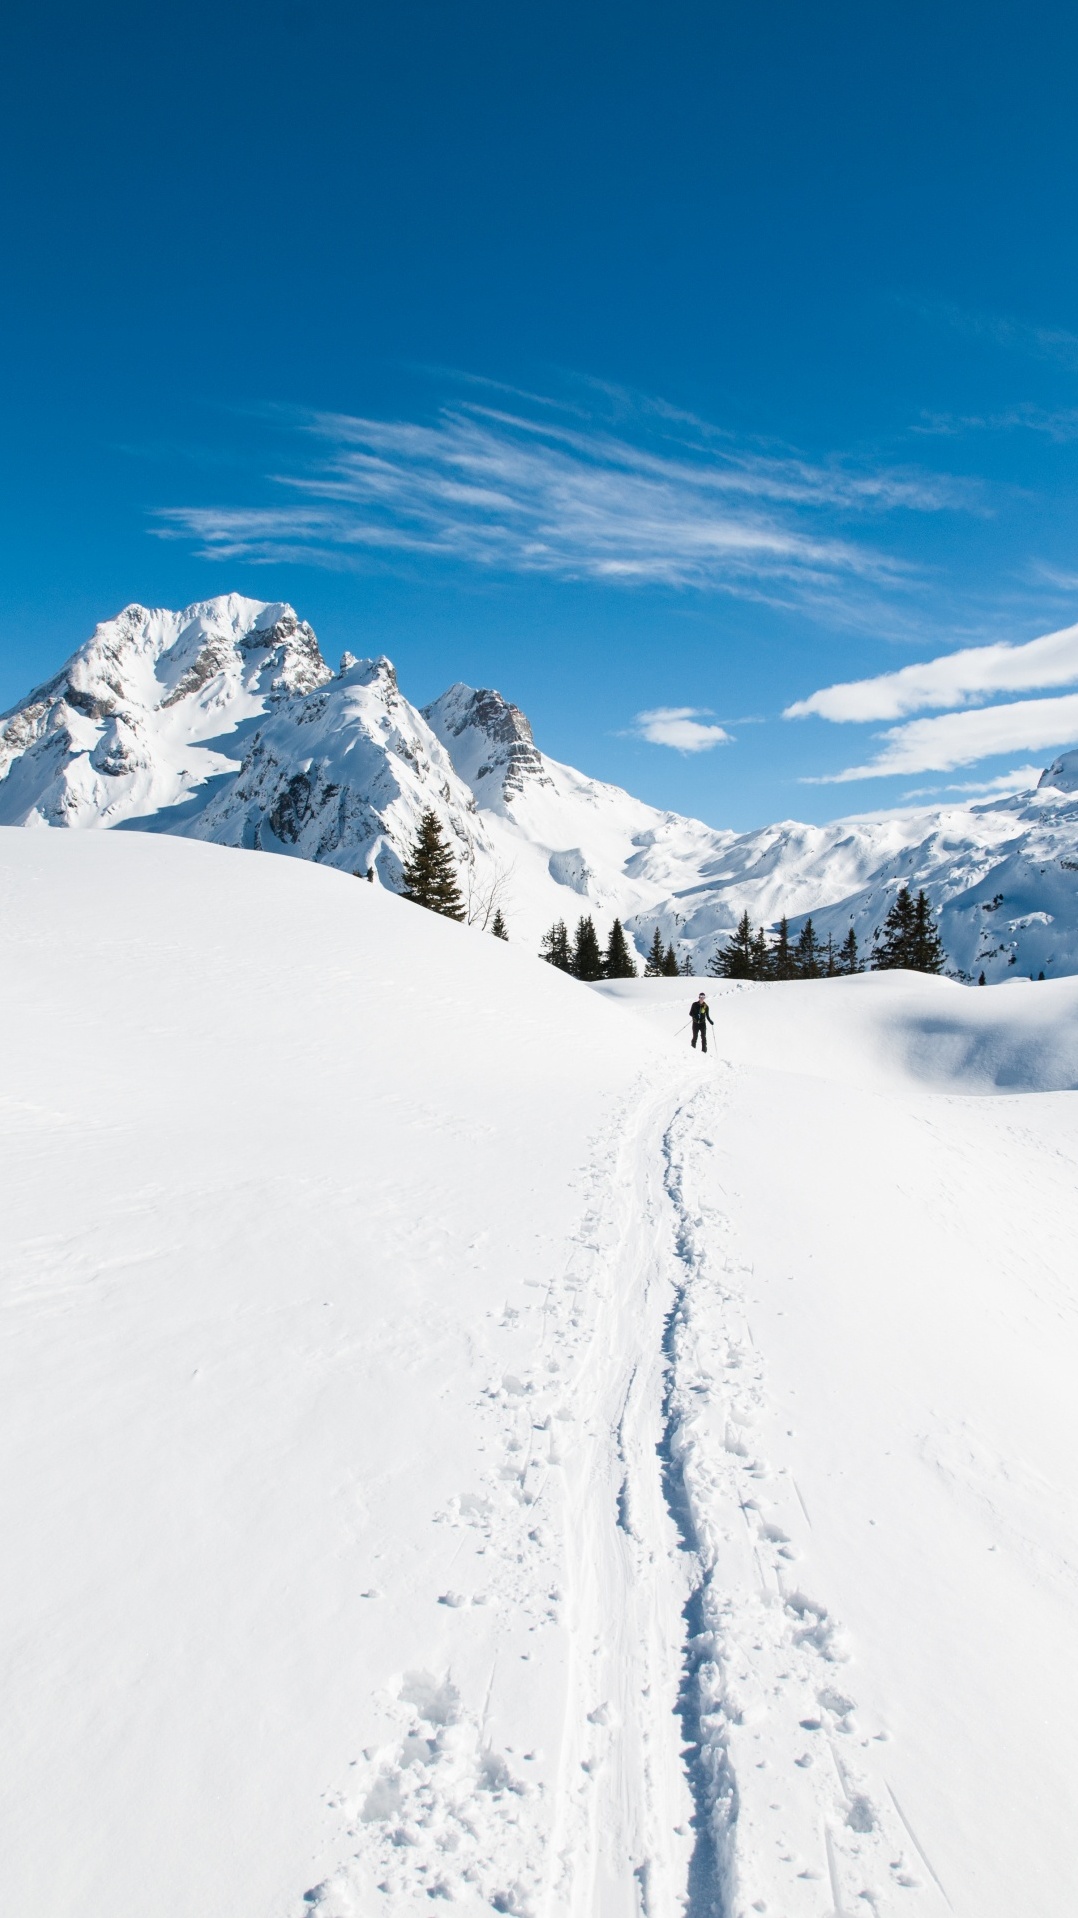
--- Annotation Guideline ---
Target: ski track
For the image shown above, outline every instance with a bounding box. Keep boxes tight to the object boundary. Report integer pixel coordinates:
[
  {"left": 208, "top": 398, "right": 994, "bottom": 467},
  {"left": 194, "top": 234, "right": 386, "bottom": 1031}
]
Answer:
[{"left": 301, "top": 1056, "right": 949, "bottom": 1918}]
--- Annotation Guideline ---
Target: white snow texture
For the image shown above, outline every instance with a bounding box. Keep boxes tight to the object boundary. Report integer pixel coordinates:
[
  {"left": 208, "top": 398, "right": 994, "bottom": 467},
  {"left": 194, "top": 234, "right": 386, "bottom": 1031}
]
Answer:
[
  {"left": 1, "top": 824, "right": 1076, "bottom": 1918},
  {"left": 7, "top": 593, "right": 1078, "bottom": 978}
]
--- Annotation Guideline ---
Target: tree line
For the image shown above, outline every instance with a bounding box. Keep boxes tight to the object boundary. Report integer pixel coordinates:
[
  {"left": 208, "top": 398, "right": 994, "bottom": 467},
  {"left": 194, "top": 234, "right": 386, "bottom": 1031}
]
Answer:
[
  {"left": 707, "top": 887, "right": 944, "bottom": 979},
  {"left": 538, "top": 917, "right": 694, "bottom": 980},
  {"left": 396, "top": 810, "right": 947, "bottom": 980}
]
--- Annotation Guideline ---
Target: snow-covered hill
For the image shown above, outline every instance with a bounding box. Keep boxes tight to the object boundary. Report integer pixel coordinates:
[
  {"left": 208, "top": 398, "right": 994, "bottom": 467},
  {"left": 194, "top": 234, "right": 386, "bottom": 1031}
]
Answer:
[
  {"left": 6, "top": 594, "right": 1078, "bottom": 977},
  {"left": 2, "top": 826, "right": 1076, "bottom": 1917}
]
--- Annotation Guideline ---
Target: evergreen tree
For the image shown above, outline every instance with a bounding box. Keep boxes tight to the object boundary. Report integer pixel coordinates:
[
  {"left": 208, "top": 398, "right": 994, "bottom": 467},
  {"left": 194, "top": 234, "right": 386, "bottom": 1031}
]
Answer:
[
  {"left": 824, "top": 934, "right": 836, "bottom": 977},
  {"left": 603, "top": 917, "right": 638, "bottom": 979},
  {"left": 978, "top": 970, "right": 987, "bottom": 986},
  {"left": 680, "top": 950, "right": 695, "bottom": 976},
  {"left": 794, "top": 917, "right": 822, "bottom": 978},
  {"left": 400, "top": 809, "right": 465, "bottom": 920},
  {"left": 751, "top": 927, "right": 771, "bottom": 980},
  {"left": 491, "top": 909, "right": 509, "bottom": 941},
  {"left": 770, "top": 915, "right": 796, "bottom": 980},
  {"left": 709, "top": 910, "right": 756, "bottom": 979},
  {"left": 838, "top": 926, "right": 861, "bottom": 975},
  {"left": 872, "top": 885, "right": 944, "bottom": 972},
  {"left": 662, "top": 942, "right": 680, "bottom": 977},
  {"left": 539, "top": 919, "right": 572, "bottom": 971},
  {"left": 644, "top": 927, "right": 667, "bottom": 977},
  {"left": 872, "top": 886, "right": 917, "bottom": 969},
  {"left": 909, "top": 889, "right": 945, "bottom": 974},
  {"left": 572, "top": 915, "right": 604, "bottom": 982}
]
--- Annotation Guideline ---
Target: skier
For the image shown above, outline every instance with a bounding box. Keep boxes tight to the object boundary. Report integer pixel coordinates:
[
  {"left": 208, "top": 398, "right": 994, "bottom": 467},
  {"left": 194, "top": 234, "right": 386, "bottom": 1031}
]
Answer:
[{"left": 690, "top": 991, "right": 714, "bottom": 1053}]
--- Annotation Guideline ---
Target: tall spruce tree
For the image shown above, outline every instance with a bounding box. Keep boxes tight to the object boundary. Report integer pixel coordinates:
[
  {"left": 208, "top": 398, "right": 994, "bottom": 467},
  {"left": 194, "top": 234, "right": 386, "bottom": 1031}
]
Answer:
[
  {"left": 662, "top": 942, "right": 680, "bottom": 977},
  {"left": 680, "top": 950, "right": 695, "bottom": 976},
  {"left": 909, "top": 889, "right": 945, "bottom": 973},
  {"left": 603, "top": 918, "right": 638, "bottom": 979},
  {"left": 770, "top": 915, "right": 796, "bottom": 980},
  {"left": 838, "top": 926, "right": 861, "bottom": 974},
  {"left": 572, "top": 915, "right": 604, "bottom": 981},
  {"left": 709, "top": 910, "right": 756, "bottom": 978},
  {"left": 872, "top": 886, "right": 918, "bottom": 970},
  {"left": 400, "top": 809, "right": 465, "bottom": 920},
  {"left": 491, "top": 909, "right": 508, "bottom": 941},
  {"left": 644, "top": 927, "right": 667, "bottom": 977},
  {"left": 751, "top": 927, "right": 771, "bottom": 979},
  {"left": 539, "top": 919, "right": 572, "bottom": 971},
  {"left": 794, "top": 917, "right": 822, "bottom": 978}
]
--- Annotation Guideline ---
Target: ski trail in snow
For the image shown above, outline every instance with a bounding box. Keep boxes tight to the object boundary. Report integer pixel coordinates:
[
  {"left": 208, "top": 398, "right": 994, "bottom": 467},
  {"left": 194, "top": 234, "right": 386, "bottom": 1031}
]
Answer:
[
  {"left": 658, "top": 1077, "right": 949, "bottom": 1918},
  {"left": 296, "top": 1055, "right": 951, "bottom": 1918}
]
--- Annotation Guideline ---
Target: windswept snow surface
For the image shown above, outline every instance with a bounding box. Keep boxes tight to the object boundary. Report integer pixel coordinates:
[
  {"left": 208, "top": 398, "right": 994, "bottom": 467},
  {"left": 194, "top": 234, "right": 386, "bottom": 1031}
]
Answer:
[{"left": 1, "top": 830, "right": 1077, "bottom": 1918}]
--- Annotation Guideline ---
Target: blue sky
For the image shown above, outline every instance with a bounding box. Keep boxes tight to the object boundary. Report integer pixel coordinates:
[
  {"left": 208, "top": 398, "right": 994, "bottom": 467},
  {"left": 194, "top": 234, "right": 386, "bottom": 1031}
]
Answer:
[{"left": 5, "top": 0, "right": 1078, "bottom": 827}]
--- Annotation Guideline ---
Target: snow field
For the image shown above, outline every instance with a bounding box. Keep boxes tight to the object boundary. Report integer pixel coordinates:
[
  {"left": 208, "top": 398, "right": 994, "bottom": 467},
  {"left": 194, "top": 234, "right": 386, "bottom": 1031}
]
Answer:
[
  {"left": 603, "top": 975, "right": 1078, "bottom": 1913},
  {"left": 2, "top": 830, "right": 1077, "bottom": 1917},
  {"left": 0, "top": 829, "right": 670, "bottom": 1918}
]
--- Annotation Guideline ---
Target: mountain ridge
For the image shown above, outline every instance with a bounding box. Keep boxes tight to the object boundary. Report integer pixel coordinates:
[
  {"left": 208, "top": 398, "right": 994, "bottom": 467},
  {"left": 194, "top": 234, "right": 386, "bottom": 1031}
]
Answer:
[{"left": 5, "top": 593, "right": 1078, "bottom": 979}]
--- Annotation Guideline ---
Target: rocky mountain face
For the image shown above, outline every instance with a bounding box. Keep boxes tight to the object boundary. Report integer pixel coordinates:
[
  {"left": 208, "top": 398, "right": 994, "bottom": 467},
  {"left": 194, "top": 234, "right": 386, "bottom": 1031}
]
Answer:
[{"left": 5, "top": 593, "right": 1078, "bottom": 979}]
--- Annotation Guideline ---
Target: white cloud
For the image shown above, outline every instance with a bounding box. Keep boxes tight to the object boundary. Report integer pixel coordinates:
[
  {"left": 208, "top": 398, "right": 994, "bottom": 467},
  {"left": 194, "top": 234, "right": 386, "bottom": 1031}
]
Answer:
[
  {"left": 786, "top": 620, "right": 1078, "bottom": 723},
  {"left": 634, "top": 706, "right": 732, "bottom": 752},
  {"left": 814, "top": 692, "right": 1078, "bottom": 783},
  {"left": 154, "top": 390, "right": 972, "bottom": 610},
  {"left": 899, "top": 765, "right": 1046, "bottom": 799}
]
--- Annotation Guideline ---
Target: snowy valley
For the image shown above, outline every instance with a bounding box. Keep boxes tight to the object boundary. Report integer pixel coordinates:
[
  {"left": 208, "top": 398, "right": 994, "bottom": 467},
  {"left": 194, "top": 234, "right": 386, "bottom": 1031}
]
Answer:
[
  {"left": 1, "top": 825, "right": 1077, "bottom": 1918},
  {"left": 6, "top": 594, "right": 1078, "bottom": 979}
]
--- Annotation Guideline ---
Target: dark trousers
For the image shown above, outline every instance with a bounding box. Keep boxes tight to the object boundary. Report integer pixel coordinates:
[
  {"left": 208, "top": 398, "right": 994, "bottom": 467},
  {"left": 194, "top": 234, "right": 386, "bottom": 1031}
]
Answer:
[{"left": 692, "top": 1022, "right": 708, "bottom": 1052}]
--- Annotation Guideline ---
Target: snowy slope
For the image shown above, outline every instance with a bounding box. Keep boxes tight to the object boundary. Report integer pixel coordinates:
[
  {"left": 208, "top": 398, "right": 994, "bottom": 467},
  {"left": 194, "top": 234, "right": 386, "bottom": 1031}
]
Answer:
[
  {"left": 6, "top": 594, "right": 1078, "bottom": 976},
  {"left": 2, "top": 827, "right": 1077, "bottom": 1918}
]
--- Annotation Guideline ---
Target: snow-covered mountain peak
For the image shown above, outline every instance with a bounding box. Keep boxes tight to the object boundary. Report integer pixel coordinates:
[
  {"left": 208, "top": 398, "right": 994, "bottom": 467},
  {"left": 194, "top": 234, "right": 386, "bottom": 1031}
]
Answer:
[
  {"left": 424, "top": 682, "right": 552, "bottom": 806},
  {"left": 0, "top": 596, "right": 332, "bottom": 829},
  {"left": 1039, "top": 749, "right": 1078, "bottom": 793},
  {"left": 7, "top": 590, "right": 1078, "bottom": 980}
]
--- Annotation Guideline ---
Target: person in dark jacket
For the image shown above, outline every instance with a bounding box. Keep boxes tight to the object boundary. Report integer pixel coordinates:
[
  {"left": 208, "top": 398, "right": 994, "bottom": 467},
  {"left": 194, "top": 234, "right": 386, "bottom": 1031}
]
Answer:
[{"left": 691, "top": 992, "right": 714, "bottom": 1052}]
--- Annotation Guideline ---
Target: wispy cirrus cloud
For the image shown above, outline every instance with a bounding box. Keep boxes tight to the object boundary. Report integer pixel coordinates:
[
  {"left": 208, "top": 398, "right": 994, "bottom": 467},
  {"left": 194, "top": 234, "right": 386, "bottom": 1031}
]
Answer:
[
  {"left": 786, "top": 619, "right": 1078, "bottom": 722},
  {"left": 912, "top": 297, "right": 1078, "bottom": 372},
  {"left": 914, "top": 403, "right": 1078, "bottom": 442},
  {"left": 153, "top": 388, "right": 974, "bottom": 612},
  {"left": 633, "top": 706, "right": 732, "bottom": 752}
]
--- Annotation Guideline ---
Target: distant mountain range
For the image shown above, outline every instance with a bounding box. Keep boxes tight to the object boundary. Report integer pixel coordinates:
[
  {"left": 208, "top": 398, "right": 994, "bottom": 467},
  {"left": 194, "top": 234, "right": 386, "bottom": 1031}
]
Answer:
[{"left": 4, "top": 593, "right": 1078, "bottom": 979}]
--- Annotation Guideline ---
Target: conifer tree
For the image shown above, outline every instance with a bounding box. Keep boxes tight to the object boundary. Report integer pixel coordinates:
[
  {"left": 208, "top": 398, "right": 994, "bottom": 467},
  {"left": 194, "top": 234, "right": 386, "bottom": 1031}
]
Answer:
[
  {"left": 680, "top": 950, "right": 695, "bottom": 976},
  {"left": 572, "top": 915, "right": 604, "bottom": 981},
  {"left": 539, "top": 919, "right": 572, "bottom": 971},
  {"left": 824, "top": 934, "right": 837, "bottom": 977},
  {"left": 838, "top": 926, "right": 861, "bottom": 974},
  {"left": 603, "top": 917, "right": 638, "bottom": 979},
  {"left": 400, "top": 809, "right": 465, "bottom": 920},
  {"left": 751, "top": 927, "right": 771, "bottom": 979},
  {"left": 709, "top": 910, "right": 756, "bottom": 978},
  {"left": 644, "top": 927, "right": 667, "bottom": 977},
  {"left": 794, "top": 917, "right": 822, "bottom": 978},
  {"left": 978, "top": 970, "right": 986, "bottom": 986},
  {"left": 872, "top": 886, "right": 919, "bottom": 970},
  {"left": 770, "top": 915, "right": 796, "bottom": 980},
  {"left": 662, "top": 942, "right": 680, "bottom": 977},
  {"left": 909, "top": 889, "right": 945, "bottom": 973},
  {"left": 491, "top": 909, "right": 509, "bottom": 941}
]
